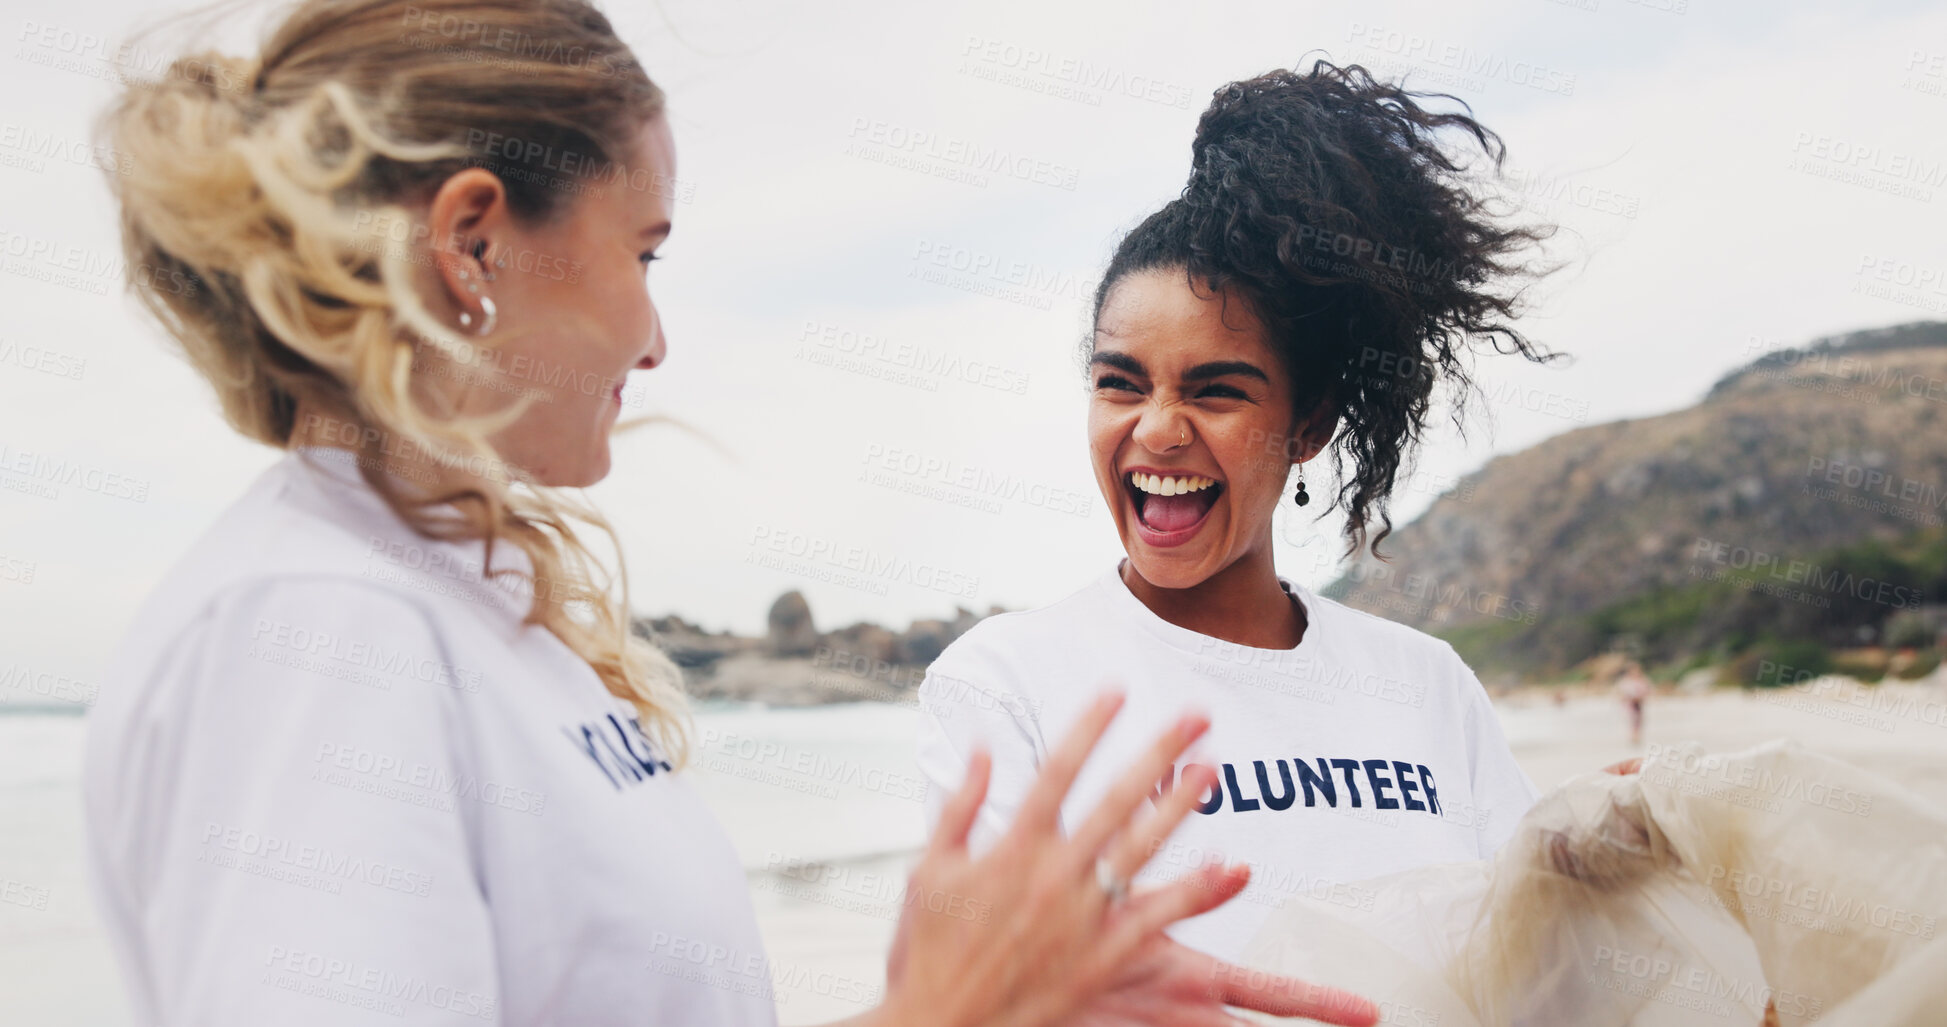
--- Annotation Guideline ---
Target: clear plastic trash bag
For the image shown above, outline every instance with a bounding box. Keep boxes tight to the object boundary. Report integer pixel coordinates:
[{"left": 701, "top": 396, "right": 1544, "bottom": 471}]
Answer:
[{"left": 1237, "top": 739, "right": 1947, "bottom": 1026}]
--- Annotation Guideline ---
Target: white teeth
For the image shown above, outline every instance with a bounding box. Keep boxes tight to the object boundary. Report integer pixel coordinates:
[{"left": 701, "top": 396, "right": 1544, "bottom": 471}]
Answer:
[{"left": 1129, "top": 472, "right": 1217, "bottom": 496}]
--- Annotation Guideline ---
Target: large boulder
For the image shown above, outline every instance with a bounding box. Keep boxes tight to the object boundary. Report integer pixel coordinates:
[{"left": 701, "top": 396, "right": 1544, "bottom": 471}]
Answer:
[{"left": 766, "top": 590, "right": 819, "bottom": 657}]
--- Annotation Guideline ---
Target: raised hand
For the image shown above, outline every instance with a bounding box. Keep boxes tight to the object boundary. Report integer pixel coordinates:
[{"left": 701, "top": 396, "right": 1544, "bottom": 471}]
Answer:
[{"left": 865, "top": 689, "right": 1379, "bottom": 1027}]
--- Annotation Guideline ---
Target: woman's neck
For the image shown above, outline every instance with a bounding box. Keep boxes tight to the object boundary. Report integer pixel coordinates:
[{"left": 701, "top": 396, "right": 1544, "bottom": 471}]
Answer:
[{"left": 1120, "top": 547, "right": 1307, "bottom": 650}]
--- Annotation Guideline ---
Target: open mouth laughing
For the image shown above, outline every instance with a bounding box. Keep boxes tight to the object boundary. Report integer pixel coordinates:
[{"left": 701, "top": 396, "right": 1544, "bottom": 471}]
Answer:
[{"left": 1124, "top": 469, "right": 1224, "bottom": 547}]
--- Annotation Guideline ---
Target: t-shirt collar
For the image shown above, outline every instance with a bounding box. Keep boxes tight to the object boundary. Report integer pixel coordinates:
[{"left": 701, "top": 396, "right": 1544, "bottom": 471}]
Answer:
[
  {"left": 1099, "top": 558, "right": 1321, "bottom": 659},
  {"left": 286, "top": 444, "right": 538, "bottom": 595}
]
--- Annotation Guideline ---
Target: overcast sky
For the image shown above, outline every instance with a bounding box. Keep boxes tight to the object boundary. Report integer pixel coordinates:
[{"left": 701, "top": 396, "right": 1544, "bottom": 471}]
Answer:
[{"left": 3, "top": 0, "right": 1945, "bottom": 688}]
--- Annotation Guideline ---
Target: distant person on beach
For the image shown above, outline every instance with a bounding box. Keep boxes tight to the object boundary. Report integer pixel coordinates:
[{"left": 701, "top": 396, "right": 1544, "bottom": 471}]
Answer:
[
  {"left": 78, "top": 2, "right": 1378, "bottom": 1025},
  {"left": 916, "top": 61, "right": 1638, "bottom": 967},
  {"left": 1617, "top": 662, "right": 1652, "bottom": 746}
]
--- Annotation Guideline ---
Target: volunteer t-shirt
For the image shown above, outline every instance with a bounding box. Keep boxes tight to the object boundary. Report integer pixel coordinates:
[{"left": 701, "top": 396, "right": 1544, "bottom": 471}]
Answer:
[
  {"left": 82, "top": 445, "right": 778, "bottom": 1027},
  {"left": 914, "top": 562, "right": 1540, "bottom": 965}
]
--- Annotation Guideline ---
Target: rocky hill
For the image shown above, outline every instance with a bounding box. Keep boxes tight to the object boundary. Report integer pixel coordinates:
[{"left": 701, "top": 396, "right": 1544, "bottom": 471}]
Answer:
[{"left": 1325, "top": 320, "right": 1947, "bottom": 679}]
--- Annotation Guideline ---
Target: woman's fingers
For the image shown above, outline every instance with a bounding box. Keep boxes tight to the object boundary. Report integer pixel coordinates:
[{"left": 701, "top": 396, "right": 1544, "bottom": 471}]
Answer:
[
  {"left": 1008, "top": 689, "right": 1125, "bottom": 837},
  {"left": 1067, "top": 710, "right": 1209, "bottom": 868},
  {"left": 1112, "top": 873, "right": 1380, "bottom": 1026},
  {"left": 924, "top": 746, "right": 991, "bottom": 862},
  {"left": 1099, "top": 761, "right": 1218, "bottom": 886},
  {"left": 1208, "top": 958, "right": 1379, "bottom": 1025}
]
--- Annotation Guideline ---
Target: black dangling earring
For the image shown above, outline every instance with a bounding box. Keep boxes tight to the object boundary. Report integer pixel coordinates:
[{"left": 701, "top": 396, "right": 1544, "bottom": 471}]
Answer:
[{"left": 1293, "top": 470, "right": 1310, "bottom": 507}]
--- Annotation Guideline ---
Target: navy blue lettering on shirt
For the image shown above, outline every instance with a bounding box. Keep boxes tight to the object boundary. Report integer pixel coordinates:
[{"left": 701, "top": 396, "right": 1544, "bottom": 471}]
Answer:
[
  {"left": 563, "top": 712, "right": 673, "bottom": 790},
  {"left": 1153, "top": 758, "right": 1443, "bottom": 817}
]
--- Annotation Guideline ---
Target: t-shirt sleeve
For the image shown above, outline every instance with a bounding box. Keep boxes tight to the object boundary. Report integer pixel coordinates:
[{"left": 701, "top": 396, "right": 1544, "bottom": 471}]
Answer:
[
  {"left": 1447, "top": 645, "right": 1541, "bottom": 859},
  {"left": 913, "top": 638, "right": 1047, "bottom": 858},
  {"left": 119, "top": 577, "right": 501, "bottom": 1025}
]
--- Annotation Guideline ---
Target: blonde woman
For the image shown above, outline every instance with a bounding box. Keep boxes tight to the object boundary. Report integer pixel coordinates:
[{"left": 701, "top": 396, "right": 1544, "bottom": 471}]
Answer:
[{"left": 79, "top": 2, "right": 1380, "bottom": 1025}]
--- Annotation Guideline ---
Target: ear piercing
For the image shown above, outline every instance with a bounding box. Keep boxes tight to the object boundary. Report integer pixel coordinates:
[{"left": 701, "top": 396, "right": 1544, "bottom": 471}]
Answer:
[
  {"left": 455, "top": 239, "right": 499, "bottom": 335},
  {"left": 457, "top": 296, "right": 498, "bottom": 336},
  {"left": 1293, "top": 469, "right": 1310, "bottom": 507}
]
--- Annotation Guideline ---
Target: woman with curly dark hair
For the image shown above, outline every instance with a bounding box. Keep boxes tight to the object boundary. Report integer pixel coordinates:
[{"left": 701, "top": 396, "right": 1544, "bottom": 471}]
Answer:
[{"left": 918, "top": 60, "right": 1596, "bottom": 964}]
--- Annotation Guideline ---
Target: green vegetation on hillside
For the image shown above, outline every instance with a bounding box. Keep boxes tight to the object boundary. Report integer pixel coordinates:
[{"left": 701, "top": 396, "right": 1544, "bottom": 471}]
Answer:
[{"left": 1444, "top": 524, "right": 1947, "bottom": 685}]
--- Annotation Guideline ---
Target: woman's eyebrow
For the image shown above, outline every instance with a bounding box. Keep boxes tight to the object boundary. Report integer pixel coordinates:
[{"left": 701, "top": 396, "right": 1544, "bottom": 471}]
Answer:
[
  {"left": 1183, "top": 360, "right": 1269, "bottom": 383},
  {"left": 1089, "top": 351, "right": 1146, "bottom": 375}
]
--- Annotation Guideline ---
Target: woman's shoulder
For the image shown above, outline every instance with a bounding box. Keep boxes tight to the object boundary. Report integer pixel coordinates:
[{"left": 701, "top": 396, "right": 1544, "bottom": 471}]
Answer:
[
  {"left": 919, "top": 574, "right": 1119, "bottom": 704},
  {"left": 1299, "top": 585, "right": 1473, "bottom": 677},
  {"left": 933, "top": 575, "right": 1116, "bottom": 661},
  {"left": 112, "top": 457, "right": 522, "bottom": 683}
]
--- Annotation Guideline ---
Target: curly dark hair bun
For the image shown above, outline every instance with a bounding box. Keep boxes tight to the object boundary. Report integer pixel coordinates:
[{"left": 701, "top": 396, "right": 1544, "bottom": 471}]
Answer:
[{"left": 1091, "top": 59, "right": 1564, "bottom": 560}]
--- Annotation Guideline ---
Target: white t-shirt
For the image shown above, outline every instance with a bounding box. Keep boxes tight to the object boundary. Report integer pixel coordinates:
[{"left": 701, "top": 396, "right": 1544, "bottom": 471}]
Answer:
[
  {"left": 914, "top": 562, "right": 1540, "bottom": 965},
  {"left": 82, "top": 445, "right": 778, "bottom": 1027}
]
